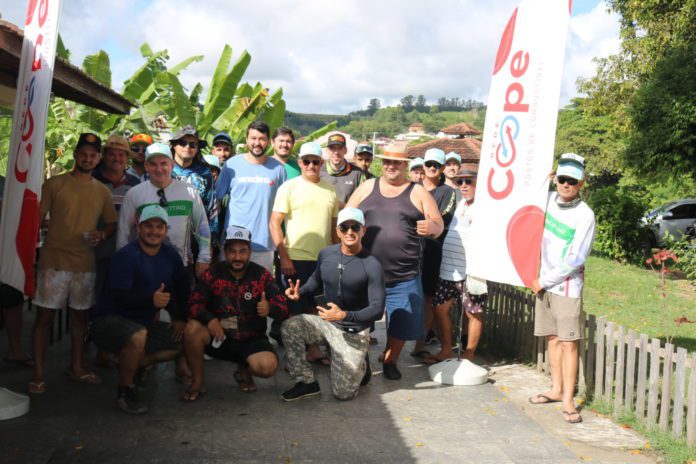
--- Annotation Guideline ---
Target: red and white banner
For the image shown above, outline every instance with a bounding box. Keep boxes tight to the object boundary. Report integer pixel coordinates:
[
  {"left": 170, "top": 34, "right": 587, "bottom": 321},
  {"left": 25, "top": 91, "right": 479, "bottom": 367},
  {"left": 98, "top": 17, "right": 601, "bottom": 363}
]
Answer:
[
  {"left": 467, "top": 0, "right": 571, "bottom": 288},
  {"left": 0, "top": 0, "right": 62, "bottom": 296}
]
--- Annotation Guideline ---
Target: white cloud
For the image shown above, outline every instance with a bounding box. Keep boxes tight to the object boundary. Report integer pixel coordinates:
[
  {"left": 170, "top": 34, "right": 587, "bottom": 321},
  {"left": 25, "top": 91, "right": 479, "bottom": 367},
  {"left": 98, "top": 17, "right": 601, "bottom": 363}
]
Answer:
[{"left": 1, "top": 0, "right": 621, "bottom": 114}]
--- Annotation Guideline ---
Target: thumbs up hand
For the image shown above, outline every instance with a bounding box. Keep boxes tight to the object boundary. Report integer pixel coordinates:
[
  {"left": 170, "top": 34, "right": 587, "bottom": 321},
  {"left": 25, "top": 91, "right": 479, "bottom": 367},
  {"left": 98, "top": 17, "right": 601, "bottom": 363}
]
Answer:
[
  {"left": 153, "top": 283, "right": 171, "bottom": 309},
  {"left": 257, "top": 291, "right": 270, "bottom": 317}
]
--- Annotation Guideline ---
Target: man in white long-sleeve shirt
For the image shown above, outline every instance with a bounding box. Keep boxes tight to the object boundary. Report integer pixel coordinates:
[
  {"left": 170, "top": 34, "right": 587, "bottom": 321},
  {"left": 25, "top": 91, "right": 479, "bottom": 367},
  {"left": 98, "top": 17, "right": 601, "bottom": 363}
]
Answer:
[{"left": 530, "top": 153, "right": 595, "bottom": 425}]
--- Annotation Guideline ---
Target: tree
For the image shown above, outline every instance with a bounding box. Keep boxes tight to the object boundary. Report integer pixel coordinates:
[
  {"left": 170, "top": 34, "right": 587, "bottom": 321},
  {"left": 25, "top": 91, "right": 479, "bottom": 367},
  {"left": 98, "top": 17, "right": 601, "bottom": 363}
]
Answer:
[
  {"left": 415, "top": 95, "right": 427, "bottom": 112},
  {"left": 400, "top": 95, "right": 415, "bottom": 112},
  {"left": 367, "top": 98, "right": 381, "bottom": 115}
]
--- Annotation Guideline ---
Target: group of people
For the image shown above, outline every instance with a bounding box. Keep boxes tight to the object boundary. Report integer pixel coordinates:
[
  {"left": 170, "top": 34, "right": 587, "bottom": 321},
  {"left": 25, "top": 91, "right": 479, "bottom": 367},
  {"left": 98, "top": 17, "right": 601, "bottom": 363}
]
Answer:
[{"left": 0, "top": 121, "right": 595, "bottom": 424}]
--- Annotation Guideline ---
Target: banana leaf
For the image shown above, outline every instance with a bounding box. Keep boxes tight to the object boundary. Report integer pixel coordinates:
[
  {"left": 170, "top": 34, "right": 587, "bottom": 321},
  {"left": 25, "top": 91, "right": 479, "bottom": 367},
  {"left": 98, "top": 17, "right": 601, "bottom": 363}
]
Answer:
[
  {"left": 56, "top": 34, "right": 70, "bottom": 61},
  {"left": 140, "top": 43, "right": 154, "bottom": 58},
  {"left": 169, "top": 55, "right": 204, "bottom": 76},
  {"left": 291, "top": 121, "right": 338, "bottom": 154},
  {"left": 261, "top": 88, "right": 285, "bottom": 132},
  {"left": 156, "top": 72, "right": 197, "bottom": 128},
  {"left": 199, "top": 49, "right": 251, "bottom": 134},
  {"left": 204, "top": 45, "right": 232, "bottom": 110},
  {"left": 121, "top": 51, "right": 168, "bottom": 103},
  {"left": 82, "top": 50, "right": 112, "bottom": 88}
]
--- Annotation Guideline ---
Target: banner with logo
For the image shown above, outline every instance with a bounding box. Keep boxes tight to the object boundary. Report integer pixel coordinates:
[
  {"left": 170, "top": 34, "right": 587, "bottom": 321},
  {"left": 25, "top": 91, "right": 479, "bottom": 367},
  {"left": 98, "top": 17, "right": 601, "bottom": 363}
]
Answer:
[
  {"left": 466, "top": 0, "right": 571, "bottom": 288},
  {"left": 0, "top": 0, "right": 62, "bottom": 296}
]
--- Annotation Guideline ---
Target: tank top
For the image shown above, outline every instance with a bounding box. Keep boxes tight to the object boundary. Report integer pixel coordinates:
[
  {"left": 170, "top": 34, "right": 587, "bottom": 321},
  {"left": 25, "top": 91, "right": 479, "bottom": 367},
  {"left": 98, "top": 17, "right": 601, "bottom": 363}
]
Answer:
[{"left": 360, "top": 179, "right": 424, "bottom": 284}]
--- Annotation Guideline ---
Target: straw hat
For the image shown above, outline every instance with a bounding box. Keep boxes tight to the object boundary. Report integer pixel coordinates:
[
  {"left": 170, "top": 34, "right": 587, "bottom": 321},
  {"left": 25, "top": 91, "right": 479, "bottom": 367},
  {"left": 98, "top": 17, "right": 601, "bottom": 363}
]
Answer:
[{"left": 375, "top": 141, "right": 410, "bottom": 161}]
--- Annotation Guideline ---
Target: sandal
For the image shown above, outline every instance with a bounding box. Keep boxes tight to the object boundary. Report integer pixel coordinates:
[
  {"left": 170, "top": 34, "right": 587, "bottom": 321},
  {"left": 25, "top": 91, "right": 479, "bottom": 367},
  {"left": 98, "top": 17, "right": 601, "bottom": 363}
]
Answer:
[
  {"left": 306, "top": 354, "right": 331, "bottom": 366},
  {"left": 528, "top": 393, "right": 561, "bottom": 405},
  {"left": 65, "top": 369, "right": 102, "bottom": 384},
  {"left": 563, "top": 410, "right": 583, "bottom": 424},
  {"left": 409, "top": 350, "right": 431, "bottom": 360},
  {"left": 175, "top": 374, "right": 193, "bottom": 386},
  {"left": 233, "top": 370, "right": 257, "bottom": 393},
  {"left": 423, "top": 355, "right": 451, "bottom": 365},
  {"left": 28, "top": 381, "right": 46, "bottom": 394},
  {"left": 180, "top": 389, "right": 206, "bottom": 402}
]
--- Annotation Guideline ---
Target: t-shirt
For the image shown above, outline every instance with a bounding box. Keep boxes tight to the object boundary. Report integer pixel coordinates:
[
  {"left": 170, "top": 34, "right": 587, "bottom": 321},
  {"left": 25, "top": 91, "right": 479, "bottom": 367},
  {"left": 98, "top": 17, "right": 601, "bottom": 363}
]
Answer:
[
  {"left": 440, "top": 199, "right": 475, "bottom": 281},
  {"left": 539, "top": 192, "right": 596, "bottom": 298},
  {"left": 272, "top": 176, "right": 339, "bottom": 261},
  {"left": 173, "top": 160, "right": 218, "bottom": 237},
  {"left": 93, "top": 241, "right": 189, "bottom": 327},
  {"left": 117, "top": 179, "right": 211, "bottom": 265},
  {"left": 216, "top": 155, "right": 286, "bottom": 252},
  {"left": 320, "top": 162, "right": 365, "bottom": 208},
  {"left": 92, "top": 168, "right": 140, "bottom": 260},
  {"left": 39, "top": 173, "right": 117, "bottom": 272},
  {"left": 284, "top": 159, "right": 301, "bottom": 180}
]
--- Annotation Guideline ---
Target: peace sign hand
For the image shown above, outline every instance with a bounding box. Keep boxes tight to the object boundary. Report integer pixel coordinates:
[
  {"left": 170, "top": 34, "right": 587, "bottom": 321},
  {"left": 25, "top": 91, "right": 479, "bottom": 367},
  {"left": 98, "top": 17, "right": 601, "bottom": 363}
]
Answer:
[{"left": 284, "top": 279, "right": 301, "bottom": 301}]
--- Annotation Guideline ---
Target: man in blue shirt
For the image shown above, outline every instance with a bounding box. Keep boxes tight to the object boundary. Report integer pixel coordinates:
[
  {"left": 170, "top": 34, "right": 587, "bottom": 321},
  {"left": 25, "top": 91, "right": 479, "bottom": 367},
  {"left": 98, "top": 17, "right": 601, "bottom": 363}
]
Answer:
[
  {"left": 216, "top": 121, "right": 286, "bottom": 271},
  {"left": 91, "top": 205, "right": 190, "bottom": 414}
]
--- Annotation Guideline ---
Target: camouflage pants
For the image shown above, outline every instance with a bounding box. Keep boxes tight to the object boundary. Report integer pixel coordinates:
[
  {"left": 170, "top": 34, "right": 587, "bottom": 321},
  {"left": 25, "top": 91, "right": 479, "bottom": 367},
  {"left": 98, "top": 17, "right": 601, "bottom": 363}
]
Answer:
[{"left": 282, "top": 314, "right": 370, "bottom": 400}]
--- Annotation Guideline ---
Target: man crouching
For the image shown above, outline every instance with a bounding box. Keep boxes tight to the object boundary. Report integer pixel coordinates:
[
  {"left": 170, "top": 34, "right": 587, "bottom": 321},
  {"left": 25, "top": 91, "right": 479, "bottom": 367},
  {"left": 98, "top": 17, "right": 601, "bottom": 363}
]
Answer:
[{"left": 183, "top": 225, "right": 288, "bottom": 401}]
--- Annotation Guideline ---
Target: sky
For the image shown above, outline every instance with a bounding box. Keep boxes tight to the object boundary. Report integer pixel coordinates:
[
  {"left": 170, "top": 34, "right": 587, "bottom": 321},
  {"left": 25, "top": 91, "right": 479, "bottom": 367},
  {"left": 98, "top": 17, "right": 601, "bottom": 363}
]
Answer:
[{"left": 0, "top": 0, "right": 621, "bottom": 114}]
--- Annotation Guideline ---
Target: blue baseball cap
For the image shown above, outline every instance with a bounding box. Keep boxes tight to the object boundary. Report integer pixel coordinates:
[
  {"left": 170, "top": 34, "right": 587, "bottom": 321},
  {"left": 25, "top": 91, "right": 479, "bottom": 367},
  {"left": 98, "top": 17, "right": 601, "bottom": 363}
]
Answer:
[
  {"left": 139, "top": 205, "right": 169, "bottom": 224},
  {"left": 409, "top": 157, "right": 425, "bottom": 170},
  {"left": 299, "top": 141, "right": 323, "bottom": 158},
  {"left": 212, "top": 132, "right": 232, "bottom": 146},
  {"left": 556, "top": 153, "right": 585, "bottom": 180},
  {"left": 145, "top": 142, "right": 173, "bottom": 160},
  {"left": 424, "top": 148, "right": 446, "bottom": 165},
  {"left": 203, "top": 154, "right": 221, "bottom": 170},
  {"left": 445, "top": 151, "right": 462, "bottom": 164},
  {"left": 337, "top": 207, "right": 365, "bottom": 226}
]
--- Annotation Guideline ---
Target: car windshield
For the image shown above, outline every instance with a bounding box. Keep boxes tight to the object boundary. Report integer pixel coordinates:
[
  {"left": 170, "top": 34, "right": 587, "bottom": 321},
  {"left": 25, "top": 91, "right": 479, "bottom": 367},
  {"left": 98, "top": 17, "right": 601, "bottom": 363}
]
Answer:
[{"left": 646, "top": 202, "right": 676, "bottom": 218}]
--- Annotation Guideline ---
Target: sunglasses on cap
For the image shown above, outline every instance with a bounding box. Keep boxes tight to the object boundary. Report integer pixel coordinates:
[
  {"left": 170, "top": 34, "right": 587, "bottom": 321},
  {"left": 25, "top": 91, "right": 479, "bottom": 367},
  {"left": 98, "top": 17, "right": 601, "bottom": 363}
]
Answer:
[
  {"left": 424, "top": 161, "right": 442, "bottom": 169},
  {"left": 175, "top": 140, "right": 198, "bottom": 149},
  {"left": 455, "top": 178, "right": 474, "bottom": 186},
  {"left": 301, "top": 159, "right": 321, "bottom": 166},
  {"left": 556, "top": 176, "right": 579, "bottom": 186},
  {"left": 157, "top": 188, "right": 168, "bottom": 208},
  {"left": 339, "top": 223, "right": 362, "bottom": 233}
]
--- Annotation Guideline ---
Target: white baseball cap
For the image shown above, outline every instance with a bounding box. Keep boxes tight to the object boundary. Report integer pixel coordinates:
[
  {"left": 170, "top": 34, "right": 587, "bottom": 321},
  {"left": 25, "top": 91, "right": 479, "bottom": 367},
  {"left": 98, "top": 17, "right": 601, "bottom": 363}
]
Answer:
[
  {"left": 225, "top": 225, "right": 252, "bottom": 243},
  {"left": 337, "top": 207, "right": 365, "bottom": 226}
]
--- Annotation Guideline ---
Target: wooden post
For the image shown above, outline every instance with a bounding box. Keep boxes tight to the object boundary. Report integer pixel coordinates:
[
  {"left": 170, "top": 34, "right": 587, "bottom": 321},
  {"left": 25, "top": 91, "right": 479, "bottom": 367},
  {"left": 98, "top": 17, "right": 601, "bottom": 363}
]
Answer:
[
  {"left": 613, "top": 326, "right": 625, "bottom": 417},
  {"left": 659, "top": 343, "right": 674, "bottom": 432},
  {"left": 636, "top": 333, "right": 649, "bottom": 421},
  {"left": 646, "top": 338, "right": 661, "bottom": 429},
  {"left": 604, "top": 322, "right": 615, "bottom": 402},
  {"left": 586, "top": 315, "right": 596, "bottom": 400},
  {"left": 594, "top": 317, "right": 606, "bottom": 400},
  {"left": 625, "top": 329, "right": 637, "bottom": 412},
  {"left": 672, "top": 347, "right": 687, "bottom": 438},
  {"left": 685, "top": 354, "right": 696, "bottom": 446}
]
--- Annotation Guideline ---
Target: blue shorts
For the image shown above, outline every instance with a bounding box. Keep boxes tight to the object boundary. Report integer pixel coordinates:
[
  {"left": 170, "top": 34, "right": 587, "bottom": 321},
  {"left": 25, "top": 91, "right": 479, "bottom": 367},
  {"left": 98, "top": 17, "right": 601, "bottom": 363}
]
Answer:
[{"left": 385, "top": 276, "right": 425, "bottom": 341}]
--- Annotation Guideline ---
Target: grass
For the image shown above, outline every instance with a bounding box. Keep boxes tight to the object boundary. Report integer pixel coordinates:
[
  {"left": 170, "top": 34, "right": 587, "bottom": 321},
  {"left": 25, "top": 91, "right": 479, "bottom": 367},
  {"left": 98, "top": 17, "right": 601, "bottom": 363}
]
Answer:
[
  {"left": 584, "top": 255, "right": 696, "bottom": 352},
  {"left": 587, "top": 397, "right": 696, "bottom": 464}
]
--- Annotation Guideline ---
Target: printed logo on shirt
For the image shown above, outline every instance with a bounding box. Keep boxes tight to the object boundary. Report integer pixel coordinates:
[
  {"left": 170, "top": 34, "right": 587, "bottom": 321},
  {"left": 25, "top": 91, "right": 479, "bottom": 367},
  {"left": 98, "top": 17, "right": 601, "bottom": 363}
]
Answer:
[
  {"left": 238, "top": 176, "right": 274, "bottom": 186},
  {"left": 345, "top": 180, "right": 354, "bottom": 186},
  {"left": 244, "top": 292, "right": 252, "bottom": 301},
  {"left": 136, "top": 200, "right": 193, "bottom": 218}
]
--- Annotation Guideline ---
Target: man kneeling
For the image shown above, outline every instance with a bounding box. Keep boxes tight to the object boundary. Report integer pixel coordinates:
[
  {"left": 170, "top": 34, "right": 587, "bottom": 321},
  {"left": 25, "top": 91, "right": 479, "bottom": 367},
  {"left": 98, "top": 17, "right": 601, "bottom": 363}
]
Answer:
[
  {"left": 91, "top": 205, "right": 190, "bottom": 414},
  {"left": 282, "top": 207, "right": 385, "bottom": 401},
  {"left": 184, "top": 225, "right": 288, "bottom": 401}
]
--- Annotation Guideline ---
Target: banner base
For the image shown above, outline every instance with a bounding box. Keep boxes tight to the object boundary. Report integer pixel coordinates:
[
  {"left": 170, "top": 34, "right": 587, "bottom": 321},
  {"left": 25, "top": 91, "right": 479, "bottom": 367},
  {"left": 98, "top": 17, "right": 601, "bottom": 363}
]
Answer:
[
  {"left": 0, "top": 387, "right": 30, "bottom": 421},
  {"left": 428, "top": 359, "right": 488, "bottom": 386}
]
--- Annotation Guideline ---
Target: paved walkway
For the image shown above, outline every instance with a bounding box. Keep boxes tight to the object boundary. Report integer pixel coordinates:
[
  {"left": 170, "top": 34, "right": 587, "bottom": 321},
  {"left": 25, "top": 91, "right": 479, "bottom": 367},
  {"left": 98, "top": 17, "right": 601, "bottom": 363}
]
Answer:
[{"left": 0, "top": 314, "right": 654, "bottom": 463}]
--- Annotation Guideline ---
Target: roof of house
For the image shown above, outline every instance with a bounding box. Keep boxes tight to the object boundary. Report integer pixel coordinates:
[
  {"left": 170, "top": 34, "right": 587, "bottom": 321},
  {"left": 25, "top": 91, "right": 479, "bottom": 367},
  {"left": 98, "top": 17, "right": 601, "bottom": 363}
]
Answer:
[
  {"left": 0, "top": 20, "right": 133, "bottom": 114},
  {"left": 408, "top": 122, "right": 424, "bottom": 128},
  {"left": 440, "top": 122, "right": 482, "bottom": 136},
  {"left": 407, "top": 137, "right": 481, "bottom": 161}
]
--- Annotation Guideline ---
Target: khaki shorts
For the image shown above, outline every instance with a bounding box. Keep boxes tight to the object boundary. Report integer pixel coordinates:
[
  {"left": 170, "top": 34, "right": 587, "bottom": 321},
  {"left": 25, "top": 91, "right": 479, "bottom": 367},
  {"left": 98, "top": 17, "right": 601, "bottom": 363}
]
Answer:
[
  {"left": 533, "top": 292, "right": 585, "bottom": 341},
  {"left": 33, "top": 269, "right": 96, "bottom": 310}
]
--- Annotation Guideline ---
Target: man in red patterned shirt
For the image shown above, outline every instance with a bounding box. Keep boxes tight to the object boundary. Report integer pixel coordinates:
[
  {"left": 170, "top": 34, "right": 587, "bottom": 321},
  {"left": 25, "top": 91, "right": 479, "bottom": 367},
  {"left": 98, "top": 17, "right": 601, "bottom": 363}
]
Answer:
[{"left": 182, "top": 225, "right": 288, "bottom": 401}]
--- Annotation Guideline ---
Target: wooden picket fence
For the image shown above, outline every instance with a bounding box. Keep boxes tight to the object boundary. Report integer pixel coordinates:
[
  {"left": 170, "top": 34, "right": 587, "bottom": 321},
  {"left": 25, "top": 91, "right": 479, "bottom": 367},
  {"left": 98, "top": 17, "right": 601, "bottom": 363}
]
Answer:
[{"left": 481, "top": 282, "right": 696, "bottom": 446}]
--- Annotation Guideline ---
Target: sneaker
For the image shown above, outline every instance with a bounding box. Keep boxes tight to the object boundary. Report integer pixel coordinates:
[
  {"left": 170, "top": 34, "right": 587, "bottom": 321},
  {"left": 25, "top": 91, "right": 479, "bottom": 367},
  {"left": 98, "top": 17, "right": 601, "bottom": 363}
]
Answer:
[
  {"left": 281, "top": 381, "right": 320, "bottom": 402},
  {"left": 360, "top": 353, "right": 372, "bottom": 386},
  {"left": 116, "top": 386, "right": 148, "bottom": 414},
  {"left": 382, "top": 362, "right": 402, "bottom": 380},
  {"left": 133, "top": 368, "right": 148, "bottom": 394}
]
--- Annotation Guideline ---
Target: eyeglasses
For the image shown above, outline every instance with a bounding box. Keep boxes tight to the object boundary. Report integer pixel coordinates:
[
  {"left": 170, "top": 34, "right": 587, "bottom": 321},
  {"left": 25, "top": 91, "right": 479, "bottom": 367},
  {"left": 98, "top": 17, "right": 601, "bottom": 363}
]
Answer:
[
  {"left": 157, "top": 188, "right": 168, "bottom": 208},
  {"left": 339, "top": 224, "right": 362, "bottom": 233},
  {"left": 301, "top": 159, "right": 321, "bottom": 166},
  {"left": 424, "top": 161, "right": 442, "bottom": 169},
  {"left": 556, "top": 176, "right": 579, "bottom": 186},
  {"left": 175, "top": 140, "right": 198, "bottom": 149},
  {"left": 131, "top": 146, "right": 146, "bottom": 153},
  {"left": 455, "top": 178, "right": 474, "bottom": 186}
]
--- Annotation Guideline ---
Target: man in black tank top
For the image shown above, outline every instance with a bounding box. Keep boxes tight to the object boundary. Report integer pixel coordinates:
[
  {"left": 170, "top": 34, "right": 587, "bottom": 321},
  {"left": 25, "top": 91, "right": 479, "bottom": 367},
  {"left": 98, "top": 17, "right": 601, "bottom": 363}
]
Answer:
[{"left": 347, "top": 141, "right": 444, "bottom": 380}]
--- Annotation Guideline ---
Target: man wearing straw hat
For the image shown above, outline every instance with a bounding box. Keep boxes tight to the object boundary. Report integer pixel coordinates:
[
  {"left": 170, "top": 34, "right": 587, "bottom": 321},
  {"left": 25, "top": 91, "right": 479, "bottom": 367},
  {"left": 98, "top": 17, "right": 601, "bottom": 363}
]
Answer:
[{"left": 347, "top": 141, "right": 444, "bottom": 380}]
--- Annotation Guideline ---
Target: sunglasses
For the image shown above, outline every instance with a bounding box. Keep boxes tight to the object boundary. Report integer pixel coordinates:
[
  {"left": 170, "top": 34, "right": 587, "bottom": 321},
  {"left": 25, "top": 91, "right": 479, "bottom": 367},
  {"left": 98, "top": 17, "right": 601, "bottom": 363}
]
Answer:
[
  {"left": 455, "top": 178, "right": 474, "bottom": 186},
  {"left": 157, "top": 188, "right": 168, "bottom": 208},
  {"left": 175, "top": 140, "right": 198, "bottom": 149},
  {"left": 556, "top": 176, "right": 579, "bottom": 186},
  {"left": 424, "top": 161, "right": 442, "bottom": 169},
  {"left": 131, "top": 146, "right": 146, "bottom": 153},
  {"left": 301, "top": 159, "right": 321, "bottom": 166},
  {"left": 339, "top": 224, "right": 362, "bottom": 233}
]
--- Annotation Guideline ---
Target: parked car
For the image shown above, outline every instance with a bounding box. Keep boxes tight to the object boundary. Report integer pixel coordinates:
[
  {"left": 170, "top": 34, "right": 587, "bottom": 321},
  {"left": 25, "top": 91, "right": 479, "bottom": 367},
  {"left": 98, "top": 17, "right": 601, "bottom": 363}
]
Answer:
[{"left": 642, "top": 199, "right": 696, "bottom": 246}]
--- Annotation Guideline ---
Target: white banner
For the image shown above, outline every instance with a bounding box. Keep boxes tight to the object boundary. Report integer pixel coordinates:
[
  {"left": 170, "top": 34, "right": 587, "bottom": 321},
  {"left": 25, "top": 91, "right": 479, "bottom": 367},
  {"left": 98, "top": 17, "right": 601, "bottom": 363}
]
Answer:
[
  {"left": 467, "top": 0, "right": 571, "bottom": 288},
  {"left": 0, "top": 0, "right": 62, "bottom": 296}
]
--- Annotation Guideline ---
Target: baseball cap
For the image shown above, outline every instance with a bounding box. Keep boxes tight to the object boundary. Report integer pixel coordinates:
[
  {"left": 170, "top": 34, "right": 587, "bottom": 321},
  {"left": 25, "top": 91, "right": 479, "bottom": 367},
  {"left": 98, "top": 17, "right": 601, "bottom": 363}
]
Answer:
[
  {"left": 139, "top": 205, "right": 169, "bottom": 224},
  {"left": 203, "top": 154, "right": 221, "bottom": 170},
  {"left": 423, "top": 148, "right": 446, "bottom": 165},
  {"left": 130, "top": 133, "right": 153, "bottom": 145},
  {"left": 212, "top": 132, "right": 232, "bottom": 146},
  {"left": 445, "top": 152, "right": 462, "bottom": 164},
  {"left": 225, "top": 225, "right": 252, "bottom": 243},
  {"left": 103, "top": 134, "right": 131, "bottom": 155},
  {"left": 556, "top": 153, "right": 585, "bottom": 180},
  {"left": 75, "top": 133, "right": 102, "bottom": 152},
  {"left": 145, "top": 142, "right": 173, "bottom": 160},
  {"left": 171, "top": 125, "right": 208, "bottom": 149},
  {"left": 299, "top": 141, "right": 323, "bottom": 158},
  {"left": 355, "top": 144, "right": 373, "bottom": 156},
  {"left": 409, "top": 157, "right": 425, "bottom": 170},
  {"left": 327, "top": 133, "right": 346, "bottom": 147},
  {"left": 337, "top": 207, "right": 365, "bottom": 226}
]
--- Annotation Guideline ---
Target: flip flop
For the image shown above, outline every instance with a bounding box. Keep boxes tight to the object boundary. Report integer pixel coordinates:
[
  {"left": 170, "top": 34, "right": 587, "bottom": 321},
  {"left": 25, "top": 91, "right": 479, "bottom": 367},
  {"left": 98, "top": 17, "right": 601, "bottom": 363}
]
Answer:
[
  {"left": 175, "top": 374, "right": 193, "bottom": 386},
  {"left": 423, "top": 355, "right": 450, "bottom": 365},
  {"left": 233, "top": 370, "right": 257, "bottom": 393},
  {"left": 64, "top": 370, "right": 102, "bottom": 385},
  {"left": 528, "top": 393, "right": 561, "bottom": 405},
  {"left": 306, "top": 355, "right": 331, "bottom": 366},
  {"left": 563, "top": 410, "right": 583, "bottom": 423},
  {"left": 28, "top": 381, "right": 46, "bottom": 394},
  {"left": 4, "top": 355, "right": 35, "bottom": 368},
  {"left": 410, "top": 350, "right": 431, "bottom": 360},
  {"left": 180, "top": 389, "right": 206, "bottom": 402}
]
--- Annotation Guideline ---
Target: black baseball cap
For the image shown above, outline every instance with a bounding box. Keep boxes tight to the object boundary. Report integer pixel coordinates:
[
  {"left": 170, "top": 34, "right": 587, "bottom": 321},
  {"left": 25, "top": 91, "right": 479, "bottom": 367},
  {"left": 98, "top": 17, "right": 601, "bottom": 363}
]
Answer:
[
  {"left": 327, "top": 134, "right": 346, "bottom": 147},
  {"left": 75, "top": 133, "right": 102, "bottom": 152},
  {"left": 171, "top": 125, "right": 208, "bottom": 149},
  {"left": 355, "top": 144, "right": 373, "bottom": 156}
]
